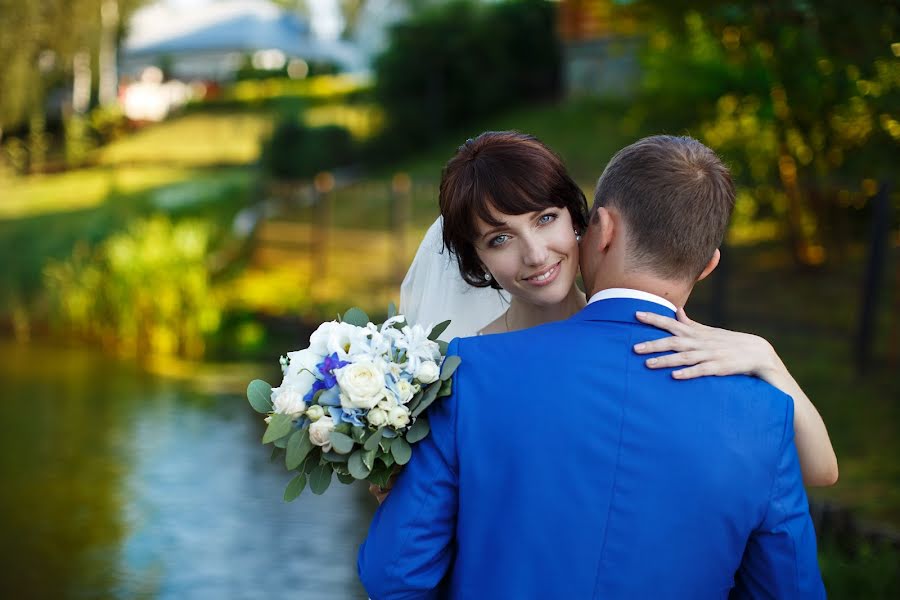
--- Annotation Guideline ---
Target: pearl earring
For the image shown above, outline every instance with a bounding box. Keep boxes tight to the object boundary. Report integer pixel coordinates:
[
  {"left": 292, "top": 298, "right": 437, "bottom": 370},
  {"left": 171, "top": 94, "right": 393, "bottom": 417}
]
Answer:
[
  {"left": 484, "top": 272, "right": 492, "bottom": 282},
  {"left": 575, "top": 229, "right": 582, "bottom": 242}
]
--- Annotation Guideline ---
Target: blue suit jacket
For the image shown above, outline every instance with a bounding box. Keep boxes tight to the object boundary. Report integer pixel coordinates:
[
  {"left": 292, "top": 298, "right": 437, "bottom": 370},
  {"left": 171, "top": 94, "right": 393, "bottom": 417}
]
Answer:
[{"left": 358, "top": 298, "right": 825, "bottom": 599}]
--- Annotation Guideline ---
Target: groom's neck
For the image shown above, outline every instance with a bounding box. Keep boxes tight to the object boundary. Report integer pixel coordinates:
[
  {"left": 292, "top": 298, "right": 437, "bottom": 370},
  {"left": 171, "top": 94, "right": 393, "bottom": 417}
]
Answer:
[{"left": 588, "top": 272, "right": 691, "bottom": 308}]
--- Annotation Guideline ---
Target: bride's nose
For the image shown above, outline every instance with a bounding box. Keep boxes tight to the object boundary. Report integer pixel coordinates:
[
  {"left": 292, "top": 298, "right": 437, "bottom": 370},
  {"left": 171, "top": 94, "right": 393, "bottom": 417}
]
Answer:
[{"left": 520, "top": 233, "right": 549, "bottom": 267}]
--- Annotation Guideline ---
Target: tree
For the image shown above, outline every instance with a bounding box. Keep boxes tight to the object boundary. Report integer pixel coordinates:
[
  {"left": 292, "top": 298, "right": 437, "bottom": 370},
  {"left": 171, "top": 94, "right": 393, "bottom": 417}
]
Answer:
[{"left": 629, "top": 0, "right": 899, "bottom": 265}]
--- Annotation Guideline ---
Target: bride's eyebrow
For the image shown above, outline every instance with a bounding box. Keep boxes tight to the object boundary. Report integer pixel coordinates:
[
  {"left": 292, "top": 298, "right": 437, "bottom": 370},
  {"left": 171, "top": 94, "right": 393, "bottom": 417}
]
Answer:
[{"left": 480, "top": 222, "right": 508, "bottom": 240}]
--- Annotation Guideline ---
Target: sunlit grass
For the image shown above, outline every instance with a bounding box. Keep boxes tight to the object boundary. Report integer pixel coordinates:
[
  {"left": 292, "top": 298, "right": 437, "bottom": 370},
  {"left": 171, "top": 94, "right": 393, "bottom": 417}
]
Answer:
[
  {"left": 97, "top": 112, "right": 272, "bottom": 167},
  {"left": 0, "top": 166, "right": 199, "bottom": 220}
]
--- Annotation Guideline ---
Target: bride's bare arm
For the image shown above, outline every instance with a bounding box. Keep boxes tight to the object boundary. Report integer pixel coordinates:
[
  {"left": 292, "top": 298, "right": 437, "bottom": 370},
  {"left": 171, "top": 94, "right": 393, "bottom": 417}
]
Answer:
[{"left": 633, "top": 309, "right": 839, "bottom": 487}]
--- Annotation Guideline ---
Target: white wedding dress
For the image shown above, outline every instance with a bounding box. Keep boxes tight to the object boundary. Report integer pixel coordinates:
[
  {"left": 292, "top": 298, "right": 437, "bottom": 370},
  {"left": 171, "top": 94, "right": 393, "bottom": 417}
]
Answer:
[{"left": 400, "top": 217, "right": 510, "bottom": 339}]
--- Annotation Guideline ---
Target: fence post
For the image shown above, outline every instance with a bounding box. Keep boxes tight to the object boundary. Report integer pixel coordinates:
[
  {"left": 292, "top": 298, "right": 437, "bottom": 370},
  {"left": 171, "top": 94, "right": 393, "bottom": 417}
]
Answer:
[
  {"left": 855, "top": 181, "right": 892, "bottom": 375},
  {"left": 313, "top": 171, "right": 335, "bottom": 283}
]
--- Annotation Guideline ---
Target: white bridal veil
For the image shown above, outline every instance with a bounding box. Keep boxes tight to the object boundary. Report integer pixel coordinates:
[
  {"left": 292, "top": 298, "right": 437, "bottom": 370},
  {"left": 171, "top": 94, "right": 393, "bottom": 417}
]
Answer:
[{"left": 400, "top": 217, "right": 510, "bottom": 340}]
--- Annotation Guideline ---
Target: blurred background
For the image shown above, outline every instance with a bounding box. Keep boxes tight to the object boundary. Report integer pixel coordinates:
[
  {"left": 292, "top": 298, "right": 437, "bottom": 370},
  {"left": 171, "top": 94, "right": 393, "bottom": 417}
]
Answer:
[{"left": 0, "top": 0, "right": 897, "bottom": 597}]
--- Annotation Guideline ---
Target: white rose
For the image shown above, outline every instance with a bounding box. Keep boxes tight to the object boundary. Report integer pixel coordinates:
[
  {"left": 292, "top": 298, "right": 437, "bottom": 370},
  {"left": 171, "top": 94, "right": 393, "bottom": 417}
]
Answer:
[
  {"left": 415, "top": 360, "right": 440, "bottom": 384},
  {"left": 335, "top": 361, "right": 387, "bottom": 410},
  {"left": 367, "top": 408, "right": 389, "bottom": 428},
  {"left": 395, "top": 379, "right": 416, "bottom": 404},
  {"left": 389, "top": 405, "right": 411, "bottom": 429},
  {"left": 308, "top": 416, "right": 336, "bottom": 451},
  {"left": 271, "top": 385, "right": 307, "bottom": 417},
  {"left": 306, "top": 405, "right": 325, "bottom": 422},
  {"left": 376, "top": 394, "right": 398, "bottom": 411}
]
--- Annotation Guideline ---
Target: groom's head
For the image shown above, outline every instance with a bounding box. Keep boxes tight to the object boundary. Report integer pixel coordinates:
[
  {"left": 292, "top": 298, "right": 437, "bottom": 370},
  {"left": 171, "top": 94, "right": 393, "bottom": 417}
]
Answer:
[{"left": 580, "top": 135, "right": 734, "bottom": 297}]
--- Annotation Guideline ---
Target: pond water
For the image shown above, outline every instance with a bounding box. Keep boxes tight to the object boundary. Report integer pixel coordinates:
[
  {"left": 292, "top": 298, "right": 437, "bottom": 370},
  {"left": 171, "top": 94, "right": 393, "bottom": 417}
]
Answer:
[{"left": 0, "top": 340, "right": 374, "bottom": 599}]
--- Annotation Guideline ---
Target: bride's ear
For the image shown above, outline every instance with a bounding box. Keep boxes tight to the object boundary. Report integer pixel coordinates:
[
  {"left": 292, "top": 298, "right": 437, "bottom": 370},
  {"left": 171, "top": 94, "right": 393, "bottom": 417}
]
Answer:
[{"left": 696, "top": 248, "right": 721, "bottom": 282}]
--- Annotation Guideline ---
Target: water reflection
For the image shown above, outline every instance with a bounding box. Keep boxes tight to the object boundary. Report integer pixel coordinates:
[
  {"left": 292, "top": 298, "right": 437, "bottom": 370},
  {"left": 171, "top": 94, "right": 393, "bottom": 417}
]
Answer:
[{"left": 0, "top": 340, "right": 373, "bottom": 599}]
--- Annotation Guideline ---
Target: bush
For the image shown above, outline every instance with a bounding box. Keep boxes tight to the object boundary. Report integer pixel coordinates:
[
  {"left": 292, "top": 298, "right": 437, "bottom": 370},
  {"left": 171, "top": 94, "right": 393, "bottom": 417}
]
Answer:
[
  {"left": 370, "top": 0, "right": 561, "bottom": 158},
  {"left": 42, "top": 216, "right": 221, "bottom": 358},
  {"left": 260, "top": 116, "right": 357, "bottom": 179}
]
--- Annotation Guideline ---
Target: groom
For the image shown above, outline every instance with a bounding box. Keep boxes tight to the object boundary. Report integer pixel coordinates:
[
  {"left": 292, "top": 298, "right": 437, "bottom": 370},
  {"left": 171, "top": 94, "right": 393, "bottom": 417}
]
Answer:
[{"left": 358, "top": 136, "right": 825, "bottom": 598}]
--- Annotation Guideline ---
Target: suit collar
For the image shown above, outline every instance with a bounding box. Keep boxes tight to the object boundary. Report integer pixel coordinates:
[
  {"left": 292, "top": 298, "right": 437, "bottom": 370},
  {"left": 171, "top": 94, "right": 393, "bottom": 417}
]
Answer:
[{"left": 570, "top": 297, "right": 676, "bottom": 325}]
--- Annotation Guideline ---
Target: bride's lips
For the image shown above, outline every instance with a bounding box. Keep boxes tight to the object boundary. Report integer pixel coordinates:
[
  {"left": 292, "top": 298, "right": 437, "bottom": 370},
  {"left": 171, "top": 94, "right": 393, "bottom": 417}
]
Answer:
[{"left": 522, "top": 261, "right": 562, "bottom": 287}]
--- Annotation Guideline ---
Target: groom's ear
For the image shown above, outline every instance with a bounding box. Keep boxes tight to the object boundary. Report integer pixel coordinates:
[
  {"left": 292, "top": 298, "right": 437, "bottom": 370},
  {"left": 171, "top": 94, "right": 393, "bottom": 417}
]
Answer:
[
  {"left": 696, "top": 248, "right": 721, "bottom": 282},
  {"left": 593, "top": 207, "right": 615, "bottom": 253}
]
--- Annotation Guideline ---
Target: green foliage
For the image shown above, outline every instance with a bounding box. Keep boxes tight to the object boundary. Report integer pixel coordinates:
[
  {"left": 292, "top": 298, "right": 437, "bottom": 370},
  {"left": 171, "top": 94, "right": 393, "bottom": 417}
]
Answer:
[
  {"left": 259, "top": 115, "right": 357, "bottom": 179},
  {"left": 406, "top": 417, "right": 430, "bottom": 444},
  {"left": 263, "top": 414, "right": 294, "bottom": 444},
  {"left": 370, "top": 0, "right": 561, "bottom": 157},
  {"left": 390, "top": 436, "right": 412, "bottom": 466},
  {"left": 283, "top": 473, "right": 307, "bottom": 502},
  {"left": 42, "top": 215, "right": 221, "bottom": 357},
  {"left": 629, "top": 1, "right": 899, "bottom": 264},
  {"left": 247, "top": 379, "right": 274, "bottom": 414},
  {"left": 819, "top": 539, "right": 900, "bottom": 598}
]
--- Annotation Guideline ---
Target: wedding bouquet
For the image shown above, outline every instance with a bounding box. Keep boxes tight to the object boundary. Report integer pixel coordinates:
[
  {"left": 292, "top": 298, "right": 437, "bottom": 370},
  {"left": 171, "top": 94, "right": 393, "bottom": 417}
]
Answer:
[{"left": 246, "top": 306, "right": 459, "bottom": 501}]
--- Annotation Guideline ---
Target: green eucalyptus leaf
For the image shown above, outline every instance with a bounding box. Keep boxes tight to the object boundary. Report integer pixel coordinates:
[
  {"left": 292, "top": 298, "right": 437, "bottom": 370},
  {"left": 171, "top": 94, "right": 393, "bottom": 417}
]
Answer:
[
  {"left": 323, "top": 450, "right": 350, "bottom": 463},
  {"left": 406, "top": 390, "right": 424, "bottom": 414},
  {"left": 440, "top": 356, "right": 461, "bottom": 381},
  {"left": 304, "top": 451, "right": 320, "bottom": 473},
  {"left": 342, "top": 307, "right": 370, "bottom": 327},
  {"left": 309, "top": 464, "right": 333, "bottom": 495},
  {"left": 270, "top": 446, "right": 282, "bottom": 463},
  {"left": 351, "top": 426, "right": 367, "bottom": 443},
  {"left": 362, "top": 448, "right": 377, "bottom": 470},
  {"left": 364, "top": 427, "right": 384, "bottom": 452},
  {"left": 437, "top": 339, "right": 449, "bottom": 355},
  {"left": 391, "top": 436, "right": 412, "bottom": 465},
  {"left": 412, "top": 382, "right": 441, "bottom": 418},
  {"left": 379, "top": 436, "right": 394, "bottom": 453},
  {"left": 387, "top": 302, "right": 397, "bottom": 319},
  {"left": 284, "top": 473, "right": 307, "bottom": 502},
  {"left": 286, "top": 429, "right": 313, "bottom": 470},
  {"left": 349, "top": 450, "right": 372, "bottom": 479},
  {"left": 273, "top": 435, "right": 288, "bottom": 449},
  {"left": 406, "top": 417, "right": 430, "bottom": 444},
  {"left": 438, "top": 377, "right": 453, "bottom": 397},
  {"left": 428, "top": 320, "right": 451, "bottom": 341},
  {"left": 379, "top": 453, "right": 395, "bottom": 468},
  {"left": 263, "top": 414, "right": 293, "bottom": 444},
  {"left": 336, "top": 471, "right": 355, "bottom": 484},
  {"left": 247, "top": 379, "right": 273, "bottom": 413},
  {"left": 329, "top": 431, "right": 355, "bottom": 454},
  {"left": 334, "top": 422, "right": 351, "bottom": 435},
  {"left": 367, "top": 468, "right": 393, "bottom": 488}
]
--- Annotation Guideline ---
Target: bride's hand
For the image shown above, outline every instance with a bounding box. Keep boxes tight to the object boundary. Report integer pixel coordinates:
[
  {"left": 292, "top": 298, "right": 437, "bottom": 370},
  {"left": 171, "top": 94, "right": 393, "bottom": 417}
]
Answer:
[{"left": 632, "top": 309, "right": 781, "bottom": 381}]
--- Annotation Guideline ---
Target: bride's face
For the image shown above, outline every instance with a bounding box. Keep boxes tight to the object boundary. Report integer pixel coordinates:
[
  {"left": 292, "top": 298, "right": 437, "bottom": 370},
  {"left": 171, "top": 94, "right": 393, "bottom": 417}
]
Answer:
[{"left": 473, "top": 205, "right": 580, "bottom": 307}]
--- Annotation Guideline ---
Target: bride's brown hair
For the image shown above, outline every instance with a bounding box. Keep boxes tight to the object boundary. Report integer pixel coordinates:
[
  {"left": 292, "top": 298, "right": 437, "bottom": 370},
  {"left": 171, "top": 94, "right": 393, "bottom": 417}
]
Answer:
[{"left": 439, "top": 131, "right": 588, "bottom": 289}]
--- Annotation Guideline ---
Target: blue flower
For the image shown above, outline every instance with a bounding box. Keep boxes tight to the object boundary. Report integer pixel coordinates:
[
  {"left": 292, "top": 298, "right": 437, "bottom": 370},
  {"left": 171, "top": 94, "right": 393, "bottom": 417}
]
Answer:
[
  {"left": 329, "top": 406, "right": 367, "bottom": 428},
  {"left": 318, "top": 386, "right": 341, "bottom": 407},
  {"left": 318, "top": 352, "right": 350, "bottom": 389}
]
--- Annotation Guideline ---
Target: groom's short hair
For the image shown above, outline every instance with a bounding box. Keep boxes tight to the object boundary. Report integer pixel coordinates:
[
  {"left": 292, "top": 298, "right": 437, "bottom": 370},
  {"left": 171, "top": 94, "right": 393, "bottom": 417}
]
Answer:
[{"left": 592, "top": 135, "right": 734, "bottom": 281}]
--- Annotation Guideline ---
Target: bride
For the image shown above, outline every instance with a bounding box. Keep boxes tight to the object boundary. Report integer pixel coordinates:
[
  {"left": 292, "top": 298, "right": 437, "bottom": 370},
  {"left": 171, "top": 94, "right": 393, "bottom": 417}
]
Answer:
[{"left": 388, "top": 130, "right": 837, "bottom": 497}]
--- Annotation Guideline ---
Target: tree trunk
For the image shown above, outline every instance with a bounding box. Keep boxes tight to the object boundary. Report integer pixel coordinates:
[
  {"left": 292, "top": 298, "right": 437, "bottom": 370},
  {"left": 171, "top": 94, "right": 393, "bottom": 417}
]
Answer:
[{"left": 98, "top": 0, "right": 119, "bottom": 107}]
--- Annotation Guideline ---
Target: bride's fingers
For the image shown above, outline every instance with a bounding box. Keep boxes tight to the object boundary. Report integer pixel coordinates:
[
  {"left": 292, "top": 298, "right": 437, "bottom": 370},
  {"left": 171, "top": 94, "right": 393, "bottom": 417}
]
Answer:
[
  {"left": 676, "top": 307, "right": 695, "bottom": 325},
  {"left": 672, "top": 361, "right": 740, "bottom": 379},
  {"left": 635, "top": 311, "right": 691, "bottom": 335},
  {"left": 645, "top": 351, "right": 711, "bottom": 369},
  {"left": 634, "top": 335, "right": 696, "bottom": 354}
]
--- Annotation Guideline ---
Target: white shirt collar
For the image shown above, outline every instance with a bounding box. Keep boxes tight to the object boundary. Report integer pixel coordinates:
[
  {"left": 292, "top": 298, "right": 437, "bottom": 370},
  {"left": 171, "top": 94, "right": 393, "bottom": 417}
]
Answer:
[{"left": 587, "top": 287, "right": 678, "bottom": 312}]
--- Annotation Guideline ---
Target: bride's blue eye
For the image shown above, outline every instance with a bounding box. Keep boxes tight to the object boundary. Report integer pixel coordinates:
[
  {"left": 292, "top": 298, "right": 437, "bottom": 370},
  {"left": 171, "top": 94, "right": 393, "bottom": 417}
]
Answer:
[
  {"left": 489, "top": 234, "right": 510, "bottom": 248},
  {"left": 538, "top": 213, "right": 558, "bottom": 225}
]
